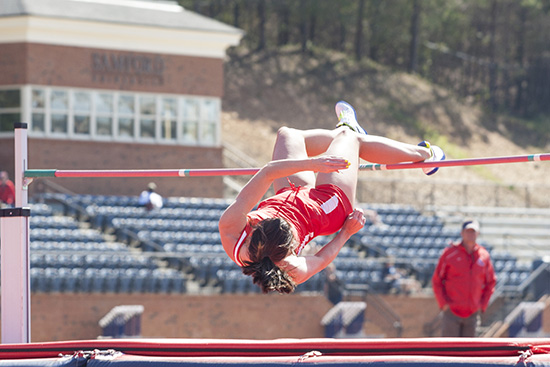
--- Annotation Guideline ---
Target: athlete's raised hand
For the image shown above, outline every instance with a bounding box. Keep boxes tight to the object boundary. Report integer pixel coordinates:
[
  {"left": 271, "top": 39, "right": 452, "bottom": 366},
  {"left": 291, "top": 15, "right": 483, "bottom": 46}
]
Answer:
[
  {"left": 340, "top": 208, "right": 366, "bottom": 236},
  {"left": 310, "top": 155, "right": 350, "bottom": 173}
]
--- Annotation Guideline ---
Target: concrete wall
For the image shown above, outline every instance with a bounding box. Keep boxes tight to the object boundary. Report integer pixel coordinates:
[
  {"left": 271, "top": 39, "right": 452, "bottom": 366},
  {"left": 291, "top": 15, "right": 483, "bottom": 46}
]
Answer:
[
  {"left": 27, "top": 293, "right": 333, "bottom": 342},
  {"left": 0, "top": 293, "right": 457, "bottom": 342},
  {"left": 2, "top": 293, "right": 548, "bottom": 343}
]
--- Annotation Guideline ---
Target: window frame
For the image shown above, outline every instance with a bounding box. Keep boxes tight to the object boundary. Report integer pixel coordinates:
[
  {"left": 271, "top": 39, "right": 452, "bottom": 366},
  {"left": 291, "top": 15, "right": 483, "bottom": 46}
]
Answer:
[
  {"left": 0, "top": 85, "right": 221, "bottom": 147},
  {"left": 0, "top": 87, "right": 23, "bottom": 133}
]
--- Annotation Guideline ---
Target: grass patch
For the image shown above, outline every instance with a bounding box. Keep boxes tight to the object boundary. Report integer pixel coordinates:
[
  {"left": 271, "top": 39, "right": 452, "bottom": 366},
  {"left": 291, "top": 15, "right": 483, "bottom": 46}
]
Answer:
[
  {"left": 427, "top": 134, "right": 502, "bottom": 183},
  {"left": 385, "top": 102, "right": 422, "bottom": 130}
]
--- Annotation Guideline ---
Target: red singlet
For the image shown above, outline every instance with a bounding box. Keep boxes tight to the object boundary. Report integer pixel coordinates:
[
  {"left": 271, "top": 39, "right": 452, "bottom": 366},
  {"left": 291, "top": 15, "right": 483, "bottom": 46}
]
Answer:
[{"left": 233, "top": 183, "right": 353, "bottom": 267}]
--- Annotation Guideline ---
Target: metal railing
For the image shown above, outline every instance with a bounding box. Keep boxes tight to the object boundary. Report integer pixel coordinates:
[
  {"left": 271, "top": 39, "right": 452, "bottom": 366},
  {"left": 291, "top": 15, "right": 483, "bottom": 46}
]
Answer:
[{"left": 345, "top": 284, "right": 403, "bottom": 338}]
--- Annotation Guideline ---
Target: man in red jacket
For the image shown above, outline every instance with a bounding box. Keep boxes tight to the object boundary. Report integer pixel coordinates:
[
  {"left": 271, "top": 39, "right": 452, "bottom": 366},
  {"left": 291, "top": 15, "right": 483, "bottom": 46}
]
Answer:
[
  {"left": 0, "top": 171, "right": 15, "bottom": 208},
  {"left": 432, "top": 219, "right": 497, "bottom": 337}
]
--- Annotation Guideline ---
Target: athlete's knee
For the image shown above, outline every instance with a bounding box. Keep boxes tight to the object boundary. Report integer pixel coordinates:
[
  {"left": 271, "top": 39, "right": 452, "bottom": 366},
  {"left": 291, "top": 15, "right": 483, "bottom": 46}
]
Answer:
[
  {"left": 276, "top": 126, "right": 300, "bottom": 141},
  {"left": 334, "top": 126, "right": 357, "bottom": 140}
]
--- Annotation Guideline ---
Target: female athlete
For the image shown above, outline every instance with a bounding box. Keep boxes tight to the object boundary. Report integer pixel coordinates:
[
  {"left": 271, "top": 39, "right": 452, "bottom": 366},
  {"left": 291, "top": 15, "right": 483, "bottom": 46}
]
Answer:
[{"left": 218, "top": 101, "right": 445, "bottom": 293}]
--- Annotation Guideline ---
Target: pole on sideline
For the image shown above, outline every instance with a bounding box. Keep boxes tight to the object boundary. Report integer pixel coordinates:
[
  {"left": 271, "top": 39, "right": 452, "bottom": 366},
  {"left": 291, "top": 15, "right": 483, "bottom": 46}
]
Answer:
[{"left": 1, "top": 123, "right": 31, "bottom": 344}]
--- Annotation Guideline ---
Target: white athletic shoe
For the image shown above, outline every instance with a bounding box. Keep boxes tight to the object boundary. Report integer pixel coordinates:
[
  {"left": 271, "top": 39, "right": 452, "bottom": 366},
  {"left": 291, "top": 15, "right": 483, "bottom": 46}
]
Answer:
[
  {"left": 335, "top": 100, "right": 368, "bottom": 135},
  {"left": 418, "top": 141, "right": 445, "bottom": 176}
]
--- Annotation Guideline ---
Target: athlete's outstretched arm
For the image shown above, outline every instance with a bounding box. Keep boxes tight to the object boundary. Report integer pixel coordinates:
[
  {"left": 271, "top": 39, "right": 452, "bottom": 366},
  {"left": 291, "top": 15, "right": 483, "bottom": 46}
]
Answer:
[
  {"left": 219, "top": 156, "right": 350, "bottom": 260},
  {"left": 284, "top": 208, "right": 366, "bottom": 284}
]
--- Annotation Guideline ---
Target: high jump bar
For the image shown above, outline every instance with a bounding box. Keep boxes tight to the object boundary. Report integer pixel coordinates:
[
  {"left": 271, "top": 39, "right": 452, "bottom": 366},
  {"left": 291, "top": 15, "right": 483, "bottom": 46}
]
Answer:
[{"left": 24, "top": 153, "right": 550, "bottom": 178}]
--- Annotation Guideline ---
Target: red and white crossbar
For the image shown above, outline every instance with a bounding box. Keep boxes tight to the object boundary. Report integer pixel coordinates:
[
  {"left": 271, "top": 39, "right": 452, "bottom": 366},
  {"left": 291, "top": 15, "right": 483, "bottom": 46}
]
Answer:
[
  {"left": 24, "top": 153, "right": 550, "bottom": 178},
  {"left": 360, "top": 153, "right": 550, "bottom": 171}
]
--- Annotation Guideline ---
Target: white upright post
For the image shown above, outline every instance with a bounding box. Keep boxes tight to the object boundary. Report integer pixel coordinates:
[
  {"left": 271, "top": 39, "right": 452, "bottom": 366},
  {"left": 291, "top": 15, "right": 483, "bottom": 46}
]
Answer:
[
  {"left": 13, "top": 123, "right": 29, "bottom": 208},
  {"left": 1, "top": 123, "right": 31, "bottom": 343}
]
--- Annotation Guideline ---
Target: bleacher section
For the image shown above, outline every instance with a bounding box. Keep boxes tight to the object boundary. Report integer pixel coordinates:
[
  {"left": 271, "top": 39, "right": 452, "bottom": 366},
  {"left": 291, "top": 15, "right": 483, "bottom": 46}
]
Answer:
[
  {"left": 28, "top": 200, "right": 187, "bottom": 293},
  {"left": 351, "top": 203, "right": 535, "bottom": 292},
  {"left": 27, "top": 194, "right": 542, "bottom": 297},
  {"left": 426, "top": 205, "right": 550, "bottom": 263},
  {"left": 80, "top": 195, "right": 235, "bottom": 293}
]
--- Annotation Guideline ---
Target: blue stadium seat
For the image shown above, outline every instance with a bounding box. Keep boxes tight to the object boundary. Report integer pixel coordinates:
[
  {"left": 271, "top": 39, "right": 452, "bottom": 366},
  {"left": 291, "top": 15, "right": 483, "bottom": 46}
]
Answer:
[
  {"left": 155, "top": 271, "right": 171, "bottom": 293},
  {"left": 118, "top": 269, "right": 135, "bottom": 293},
  {"left": 219, "top": 270, "right": 239, "bottom": 293},
  {"left": 97, "top": 268, "right": 117, "bottom": 293},
  {"left": 88, "top": 269, "right": 105, "bottom": 293},
  {"left": 427, "top": 248, "right": 441, "bottom": 259},
  {"left": 76, "top": 269, "right": 93, "bottom": 293},
  {"left": 30, "top": 268, "right": 47, "bottom": 292},
  {"left": 143, "top": 270, "right": 159, "bottom": 293},
  {"left": 169, "top": 273, "right": 186, "bottom": 293},
  {"left": 131, "top": 269, "right": 151, "bottom": 293},
  {"left": 64, "top": 268, "right": 82, "bottom": 292},
  {"left": 497, "top": 272, "right": 509, "bottom": 286}
]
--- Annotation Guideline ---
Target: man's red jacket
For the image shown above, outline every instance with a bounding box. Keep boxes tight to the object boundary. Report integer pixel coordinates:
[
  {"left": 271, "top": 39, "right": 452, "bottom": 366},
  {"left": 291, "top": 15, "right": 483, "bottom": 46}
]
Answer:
[
  {"left": 0, "top": 180, "right": 15, "bottom": 206},
  {"left": 432, "top": 242, "right": 497, "bottom": 318}
]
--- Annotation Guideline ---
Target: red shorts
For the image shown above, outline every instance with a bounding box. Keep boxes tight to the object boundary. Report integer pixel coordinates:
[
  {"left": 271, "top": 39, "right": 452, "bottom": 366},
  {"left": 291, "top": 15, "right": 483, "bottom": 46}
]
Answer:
[{"left": 272, "top": 184, "right": 353, "bottom": 233}]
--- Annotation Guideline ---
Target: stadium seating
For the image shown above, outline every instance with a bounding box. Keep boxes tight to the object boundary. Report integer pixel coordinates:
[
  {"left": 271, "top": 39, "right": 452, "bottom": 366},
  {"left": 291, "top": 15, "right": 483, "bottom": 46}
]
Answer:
[
  {"left": 28, "top": 201, "right": 188, "bottom": 294},
  {"left": 29, "top": 193, "right": 537, "bottom": 296}
]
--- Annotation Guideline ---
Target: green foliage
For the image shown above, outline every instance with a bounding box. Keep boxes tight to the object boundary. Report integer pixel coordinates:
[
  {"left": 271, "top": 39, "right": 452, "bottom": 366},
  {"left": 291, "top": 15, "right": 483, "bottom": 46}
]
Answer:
[{"left": 183, "top": 0, "right": 550, "bottom": 139}]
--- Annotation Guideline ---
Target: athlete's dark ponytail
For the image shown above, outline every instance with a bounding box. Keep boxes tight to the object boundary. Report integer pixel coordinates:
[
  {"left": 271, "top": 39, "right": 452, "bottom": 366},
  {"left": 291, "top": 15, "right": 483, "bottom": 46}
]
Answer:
[{"left": 241, "top": 218, "right": 296, "bottom": 294}]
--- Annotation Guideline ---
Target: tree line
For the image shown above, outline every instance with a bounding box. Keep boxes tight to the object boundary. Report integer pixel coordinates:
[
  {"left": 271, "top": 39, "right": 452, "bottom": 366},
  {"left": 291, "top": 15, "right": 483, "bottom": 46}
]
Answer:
[{"left": 180, "top": 0, "right": 550, "bottom": 122}]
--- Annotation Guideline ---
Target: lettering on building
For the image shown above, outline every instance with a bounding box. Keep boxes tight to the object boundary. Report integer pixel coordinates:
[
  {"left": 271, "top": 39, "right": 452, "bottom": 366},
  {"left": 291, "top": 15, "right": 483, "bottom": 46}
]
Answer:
[{"left": 91, "top": 53, "right": 165, "bottom": 86}]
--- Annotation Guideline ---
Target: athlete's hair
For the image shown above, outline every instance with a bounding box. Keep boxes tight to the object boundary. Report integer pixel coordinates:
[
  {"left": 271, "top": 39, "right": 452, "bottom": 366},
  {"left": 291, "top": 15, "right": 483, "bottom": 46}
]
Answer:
[{"left": 241, "top": 217, "right": 297, "bottom": 294}]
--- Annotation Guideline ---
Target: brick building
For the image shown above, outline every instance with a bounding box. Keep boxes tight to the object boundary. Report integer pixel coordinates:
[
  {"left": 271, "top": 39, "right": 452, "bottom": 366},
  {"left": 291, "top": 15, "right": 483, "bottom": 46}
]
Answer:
[{"left": 0, "top": 0, "right": 242, "bottom": 198}]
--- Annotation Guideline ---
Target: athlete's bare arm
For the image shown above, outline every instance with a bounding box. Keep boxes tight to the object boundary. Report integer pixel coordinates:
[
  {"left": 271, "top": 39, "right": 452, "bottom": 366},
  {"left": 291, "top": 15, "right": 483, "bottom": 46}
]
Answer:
[{"left": 282, "top": 208, "right": 366, "bottom": 284}]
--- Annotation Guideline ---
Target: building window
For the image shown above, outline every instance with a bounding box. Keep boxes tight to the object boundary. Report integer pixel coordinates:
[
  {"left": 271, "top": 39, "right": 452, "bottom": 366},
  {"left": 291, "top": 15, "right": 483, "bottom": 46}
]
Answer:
[
  {"left": 96, "top": 93, "right": 113, "bottom": 136},
  {"left": 1, "top": 86, "right": 220, "bottom": 146},
  {"left": 51, "top": 90, "right": 69, "bottom": 134},
  {"left": 182, "top": 99, "right": 199, "bottom": 143},
  {"left": 0, "top": 89, "right": 21, "bottom": 132},
  {"left": 31, "top": 88, "right": 46, "bottom": 133},
  {"left": 139, "top": 95, "right": 156, "bottom": 139},
  {"left": 118, "top": 94, "right": 135, "bottom": 138},
  {"left": 161, "top": 97, "right": 177, "bottom": 141},
  {"left": 201, "top": 99, "right": 218, "bottom": 145},
  {"left": 74, "top": 91, "right": 91, "bottom": 135}
]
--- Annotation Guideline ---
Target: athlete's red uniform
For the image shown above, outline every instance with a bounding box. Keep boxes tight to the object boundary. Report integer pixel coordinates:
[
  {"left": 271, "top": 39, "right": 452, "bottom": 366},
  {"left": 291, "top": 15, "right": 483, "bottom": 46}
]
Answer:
[{"left": 233, "top": 183, "right": 353, "bottom": 267}]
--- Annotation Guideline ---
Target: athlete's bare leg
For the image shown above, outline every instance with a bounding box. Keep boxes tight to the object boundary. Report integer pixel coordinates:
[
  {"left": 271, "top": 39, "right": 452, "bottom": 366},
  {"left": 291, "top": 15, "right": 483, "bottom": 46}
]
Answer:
[
  {"left": 314, "top": 128, "right": 360, "bottom": 204},
  {"left": 271, "top": 126, "right": 431, "bottom": 196}
]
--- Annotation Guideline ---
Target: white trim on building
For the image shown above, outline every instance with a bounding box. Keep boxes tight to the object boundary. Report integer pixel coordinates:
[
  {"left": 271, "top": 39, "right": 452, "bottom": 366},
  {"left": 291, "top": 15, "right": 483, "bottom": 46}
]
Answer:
[{"left": 0, "top": 15, "right": 241, "bottom": 58}]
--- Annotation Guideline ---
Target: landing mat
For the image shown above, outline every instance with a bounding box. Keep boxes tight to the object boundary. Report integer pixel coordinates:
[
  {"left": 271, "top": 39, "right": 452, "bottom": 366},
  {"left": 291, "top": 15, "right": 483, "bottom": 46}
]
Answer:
[{"left": 0, "top": 338, "right": 549, "bottom": 366}]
